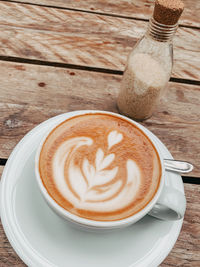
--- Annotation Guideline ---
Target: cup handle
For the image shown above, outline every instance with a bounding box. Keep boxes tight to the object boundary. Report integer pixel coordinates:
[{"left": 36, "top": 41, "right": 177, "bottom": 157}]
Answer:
[{"left": 148, "top": 186, "right": 186, "bottom": 220}]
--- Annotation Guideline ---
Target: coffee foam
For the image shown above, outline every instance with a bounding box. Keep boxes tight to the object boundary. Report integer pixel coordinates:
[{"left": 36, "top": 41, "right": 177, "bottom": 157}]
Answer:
[
  {"left": 39, "top": 114, "right": 161, "bottom": 221},
  {"left": 52, "top": 133, "right": 141, "bottom": 212}
]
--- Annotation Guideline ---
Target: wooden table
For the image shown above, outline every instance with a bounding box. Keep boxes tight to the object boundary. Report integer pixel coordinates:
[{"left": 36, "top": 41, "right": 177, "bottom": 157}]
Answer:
[{"left": 0, "top": 0, "right": 199, "bottom": 266}]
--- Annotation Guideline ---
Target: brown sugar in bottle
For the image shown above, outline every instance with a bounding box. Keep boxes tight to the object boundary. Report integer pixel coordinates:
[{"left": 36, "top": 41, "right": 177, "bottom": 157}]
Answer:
[{"left": 117, "top": 0, "right": 184, "bottom": 121}]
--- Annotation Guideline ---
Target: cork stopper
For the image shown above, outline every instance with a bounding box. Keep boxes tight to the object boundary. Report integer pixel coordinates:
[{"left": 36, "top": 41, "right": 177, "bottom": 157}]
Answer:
[{"left": 153, "top": 0, "right": 184, "bottom": 25}]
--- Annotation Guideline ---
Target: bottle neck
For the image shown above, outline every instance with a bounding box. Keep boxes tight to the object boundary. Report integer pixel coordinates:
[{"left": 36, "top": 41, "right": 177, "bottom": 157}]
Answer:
[{"left": 147, "top": 17, "right": 178, "bottom": 42}]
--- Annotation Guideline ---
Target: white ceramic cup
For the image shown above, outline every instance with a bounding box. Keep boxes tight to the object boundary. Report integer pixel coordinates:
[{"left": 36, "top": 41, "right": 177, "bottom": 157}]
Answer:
[{"left": 35, "top": 110, "right": 186, "bottom": 230}]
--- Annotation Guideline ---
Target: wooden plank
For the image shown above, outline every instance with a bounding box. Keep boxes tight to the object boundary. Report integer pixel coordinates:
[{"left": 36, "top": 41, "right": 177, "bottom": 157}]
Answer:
[
  {"left": 0, "top": 61, "right": 199, "bottom": 176},
  {"left": 7, "top": 0, "right": 200, "bottom": 28},
  {"left": 0, "top": 2, "right": 199, "bottom": 81},
  {"left": 161, "top": 183, "right": 200, "bottom": 267},
  {"left": 0, "top": 163, "right": 199, "bottom": 266}
]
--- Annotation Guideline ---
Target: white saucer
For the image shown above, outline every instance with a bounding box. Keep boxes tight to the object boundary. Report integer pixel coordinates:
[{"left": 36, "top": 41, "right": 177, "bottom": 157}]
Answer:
[{"left": 0, "top": 111, "right": 184, "bottom": 267}]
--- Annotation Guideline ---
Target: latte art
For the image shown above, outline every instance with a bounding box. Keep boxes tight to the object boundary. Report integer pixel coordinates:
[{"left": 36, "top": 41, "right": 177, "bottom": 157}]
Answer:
[
  {"left": 39, "top": 113, "right": 161, "bottom": 221},
  {"left": 53, "top": 131, "right": 141, "bottom": 212}
]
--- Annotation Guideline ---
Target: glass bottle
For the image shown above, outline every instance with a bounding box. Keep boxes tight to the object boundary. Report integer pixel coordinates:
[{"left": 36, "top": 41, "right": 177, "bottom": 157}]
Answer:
[{"left": 117, "top": 17, "right": 178, "bottom": 121}]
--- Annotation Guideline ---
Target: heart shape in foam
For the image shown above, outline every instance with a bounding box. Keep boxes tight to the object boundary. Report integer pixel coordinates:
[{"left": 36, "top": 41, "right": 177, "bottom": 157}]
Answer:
[{"left": 108, "top": 130, "right": 123, "bottom": 149}]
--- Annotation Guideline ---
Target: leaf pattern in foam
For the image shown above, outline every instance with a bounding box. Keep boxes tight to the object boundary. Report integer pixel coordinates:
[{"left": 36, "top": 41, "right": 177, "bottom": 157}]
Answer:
[
  {"left": 94, "top": 167, "right": 118, "bottom": 186},
  {"left": 95, "top": 148, "right": 115, "bottom": 171},
  {"left": 82, "top": 149, "right": 118, "bottom": 189},
  {"left": 69, "top": 161, "right": 88, "bottom": 201},
  {"left": 82, "top": 158, "right": 95, "bottom": 187},
  {"left": 85, "top": 179, "right": 122, "bottom": 202}
]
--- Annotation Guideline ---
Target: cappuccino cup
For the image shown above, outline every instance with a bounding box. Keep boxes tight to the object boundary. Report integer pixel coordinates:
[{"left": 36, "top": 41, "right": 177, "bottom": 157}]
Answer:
[{"left": 35, "top": 110, "right": 186, "bottom": 230}]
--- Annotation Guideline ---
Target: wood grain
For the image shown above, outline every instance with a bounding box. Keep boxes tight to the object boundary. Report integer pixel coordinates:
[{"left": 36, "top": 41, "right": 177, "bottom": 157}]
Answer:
[
  {"left": 0, "top": 2, "right": 199, "bottom": 81},
  {"left": 0, "top": 61, "right": 199, "bottom": 176},
  {"left": 6, "top": 0, "right": 200, "bottom": 28},
  {"left": 0, "top": 166, "right": 199, "bottom": 266},
  {"left": 161, "top": 183, "right": 200, "bottom": 267},
  {"left": 0, "top": 1, "right": 199, "bottom": 267}
]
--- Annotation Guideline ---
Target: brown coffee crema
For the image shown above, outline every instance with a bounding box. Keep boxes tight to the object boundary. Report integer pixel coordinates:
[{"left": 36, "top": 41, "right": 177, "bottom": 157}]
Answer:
[{"left": 39, "top": 114, "right": 161, "bottom": 221}]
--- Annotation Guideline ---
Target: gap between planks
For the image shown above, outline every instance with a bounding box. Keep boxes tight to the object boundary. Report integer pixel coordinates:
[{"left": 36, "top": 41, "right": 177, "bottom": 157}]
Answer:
[
  {"left": 1, "top": 0, "right": 200, "bottom": 30},
  {"left": 0, "top": 61, "right": 199, "bottom": 175},
  {"left": 0, "top": 56, "right": 199, "bottom": 86},
  {"left": 0, "top": 159, "right": 199, "bottom": 184},
  {"left": 1, "top": 0, "right": 151, "bottom": 22},
  {"left": 0, "top": 1, "right": 199, "bottom": 81}
]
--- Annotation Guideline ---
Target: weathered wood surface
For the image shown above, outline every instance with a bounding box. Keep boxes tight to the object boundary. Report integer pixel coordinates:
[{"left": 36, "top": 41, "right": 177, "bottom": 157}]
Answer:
[
  {"left": 0, "top": 1, "right": 199, "bottom": 266},
  {"left": 7, "top": 0, "right": 200, "bottom": 28},
  {"left": 161, "top": 183, "right": 200, "bottom": 267},
  {"left": 0, "top": 2, "right": 199, "bottom": 81},
  {"left": 0, "top": 61, "right": 199, "bottom": 176},
  {"left": 0, "top": 166, "right": 199, "bottom": 266}
]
